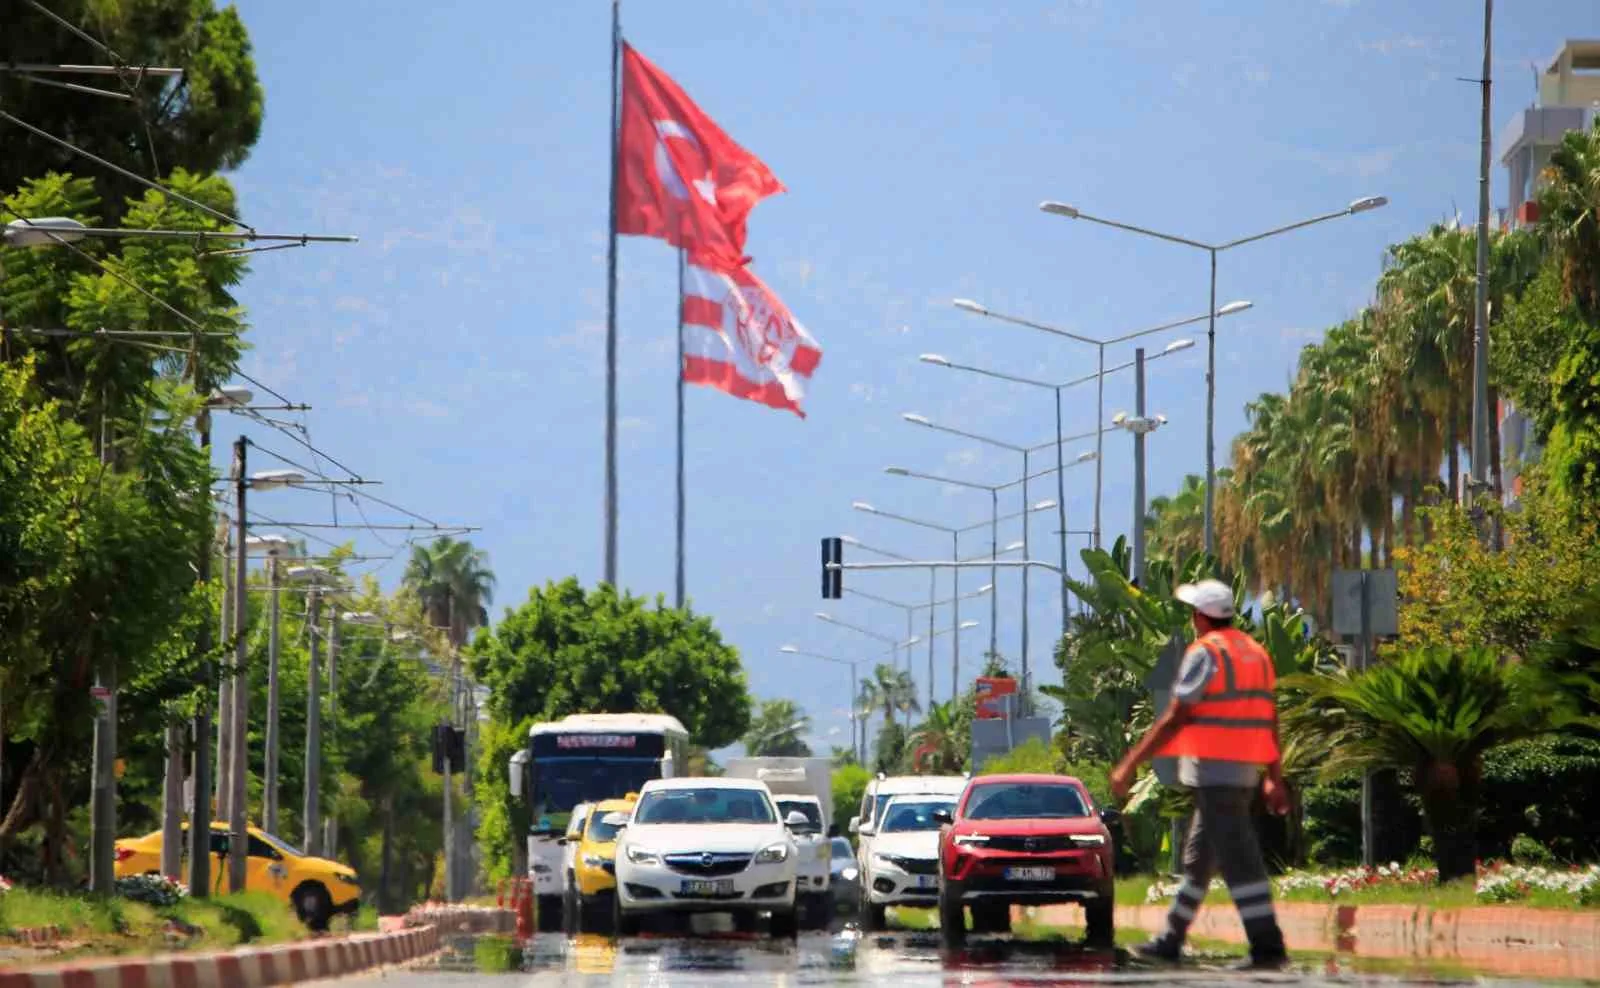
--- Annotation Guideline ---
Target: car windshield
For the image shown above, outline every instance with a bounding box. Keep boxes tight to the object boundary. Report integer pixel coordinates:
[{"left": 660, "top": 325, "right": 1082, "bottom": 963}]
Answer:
[
  {"left": 586, "top": 812, "right": 627, "bottom": 842},
  {"left": 881, "top": 799, "right": 954, "bottom": 832},
  {"left": 964, "top": 782, "right": 1089, "bottom": 820},
  {"left": 874, "top": 790, "right": 949, "bottom": 826},
  {"left": 831, "top": 837, "right": 855, "bottom": 861},
  {"left": 634, "top": 787, "right": 776, "bottom": 825},
  {"left": 776, "top": 799, "right": 823, "bottom": 831},
  {"left": 254, "top": 831, "right": 306, "bottom": 858}
]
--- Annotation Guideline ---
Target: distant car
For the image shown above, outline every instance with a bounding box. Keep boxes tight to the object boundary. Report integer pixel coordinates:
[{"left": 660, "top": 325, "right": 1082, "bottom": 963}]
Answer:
[
  {"left": 858, "top": 794, "right": 955, "bottom": 930},
  {"left": 829, "top": 836, "right": 859, "bottom": 915},
  {"left": 563, "top": 794, "right": 638, "bottom": 933},
  {"left": 935, "top": 773, "right": 1117, "bottom": 946},
  {"left": 611, "top": 777, "right": 804, "bottom": 937},
  {"left": 115, "top": 823, "right": 359, "bottom": 930}
]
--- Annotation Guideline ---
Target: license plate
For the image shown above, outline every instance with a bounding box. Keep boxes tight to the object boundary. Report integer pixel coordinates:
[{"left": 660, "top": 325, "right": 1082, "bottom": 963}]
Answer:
[
  {"left": 679, "top": 879, "right": 734, "bottom": 896},
  {"left": 914, "top": 874, "right": 938, "bottom": 890},
  {"left": 1004, "top": 866, "right": 1056, "bottom": 881}
]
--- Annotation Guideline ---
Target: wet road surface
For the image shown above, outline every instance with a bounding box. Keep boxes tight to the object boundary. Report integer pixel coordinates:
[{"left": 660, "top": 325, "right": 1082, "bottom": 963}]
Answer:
[{"left": 331, "top": 926, "right": 1586, "bottom": 986}]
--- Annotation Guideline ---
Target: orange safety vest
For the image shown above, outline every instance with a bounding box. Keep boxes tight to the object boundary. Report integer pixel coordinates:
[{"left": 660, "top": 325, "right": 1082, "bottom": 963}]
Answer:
[{"left": 1154, "top": 627, "right": 1280, "bottom": 765}]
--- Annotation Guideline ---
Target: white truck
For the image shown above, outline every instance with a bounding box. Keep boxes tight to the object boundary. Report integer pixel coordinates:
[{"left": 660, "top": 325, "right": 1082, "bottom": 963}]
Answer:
[{"left": 723, "top": 756, "right": 834, "bottom": 929}]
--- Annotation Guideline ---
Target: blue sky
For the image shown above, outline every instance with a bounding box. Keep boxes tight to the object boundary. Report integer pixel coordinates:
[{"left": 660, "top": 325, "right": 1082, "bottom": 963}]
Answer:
[{"left": 223, "top": 1, "right": 1598, "bottom": 754}]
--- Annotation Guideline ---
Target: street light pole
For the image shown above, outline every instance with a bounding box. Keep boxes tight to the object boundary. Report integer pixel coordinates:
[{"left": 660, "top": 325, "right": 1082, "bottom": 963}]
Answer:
[
  {"left": 228, "top": 437, "right": 249, "bottom": 894},
  {"left": 264, "top": 550, "right": 281, "bottom": 833},
  {"left": 304, "top": 586, "right": 324, "bottom": 857},
  {"left": 1134, "top": 349, "right": 1148, "bottom": 581}
]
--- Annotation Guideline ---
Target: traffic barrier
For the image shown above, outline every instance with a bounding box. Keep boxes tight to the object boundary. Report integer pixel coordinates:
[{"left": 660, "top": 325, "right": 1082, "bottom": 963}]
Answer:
[
  {"left": 1029, "top": 901, "right": 1600, "bottom": 980},
  {"left": 0, "top": 924, "right": 439, "bottom": 987}
]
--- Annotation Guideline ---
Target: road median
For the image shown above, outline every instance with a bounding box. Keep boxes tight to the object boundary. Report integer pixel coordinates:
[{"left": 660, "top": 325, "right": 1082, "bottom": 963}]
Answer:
[{"left": 0, "top": 923, "right": 438, "bottom": 987}]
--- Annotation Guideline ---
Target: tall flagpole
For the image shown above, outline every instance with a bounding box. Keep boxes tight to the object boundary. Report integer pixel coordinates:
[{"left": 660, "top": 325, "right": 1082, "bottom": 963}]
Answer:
[
  {"left": 603, "top": 0, "right": 622, "bottom": 587},
  {"left": 675, "top": 249, "right": 687, "bottom": 609}
]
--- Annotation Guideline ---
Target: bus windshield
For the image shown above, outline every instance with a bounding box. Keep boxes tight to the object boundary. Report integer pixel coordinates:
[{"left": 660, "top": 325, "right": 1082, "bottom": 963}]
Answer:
[{"left": 531, "top": 758, "right": 660, "bottom": 831}]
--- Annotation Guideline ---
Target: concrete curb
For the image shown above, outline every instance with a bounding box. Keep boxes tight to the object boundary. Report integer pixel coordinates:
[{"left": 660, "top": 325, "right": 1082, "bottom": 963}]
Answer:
[
  {"left": 1033, "top": 901, "right": 1600, "bottom": 980},
  {"left": 0, "top": 924, "right": 439, "bottom": 987},
  {"left": 401, "top": 904, "right": 513, "bottom": 935}
]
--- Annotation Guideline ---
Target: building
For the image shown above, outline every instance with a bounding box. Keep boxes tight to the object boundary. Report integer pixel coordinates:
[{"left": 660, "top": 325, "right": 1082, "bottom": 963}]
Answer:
[{"left": 1495, "top": 39, "right": 1598, "bottom": 504}]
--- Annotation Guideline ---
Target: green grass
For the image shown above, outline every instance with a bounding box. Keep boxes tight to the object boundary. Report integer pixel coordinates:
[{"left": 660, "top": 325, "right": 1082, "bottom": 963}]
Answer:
[
  {"left": 0, "top": 886, "right": 307, "bottom": 959},
  {"left": 1114, "top": 873, "right": 1600, "bottom": 911}
]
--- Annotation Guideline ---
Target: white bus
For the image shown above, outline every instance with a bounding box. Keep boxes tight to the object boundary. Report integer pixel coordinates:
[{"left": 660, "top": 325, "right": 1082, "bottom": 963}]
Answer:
[{"left": 509, "top": 713, "right": 690, "bottom": 929}]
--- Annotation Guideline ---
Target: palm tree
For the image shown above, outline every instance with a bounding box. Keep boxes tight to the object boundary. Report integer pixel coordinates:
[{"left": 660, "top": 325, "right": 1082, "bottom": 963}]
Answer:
[
  {"left": 1282, "top": 646, "right": 1596, "bottom": 881},
  {"left": 858, "top": 664, "right": 919, "bottom": 728},
  {"left": 906, "top": 701, "right": 964, "bottom": 773},
  {"left": 742, "top": 699, "right": 811, "bottom": 757},
  {"left": 1538, "top": 122, "right": 1600, "bottom": 320},
  {"left": 402, "top": 538, "right": 496, "bottom": 648},
  {"left": 1145, "top": 473, "right": 1212, "bottom": 567}
]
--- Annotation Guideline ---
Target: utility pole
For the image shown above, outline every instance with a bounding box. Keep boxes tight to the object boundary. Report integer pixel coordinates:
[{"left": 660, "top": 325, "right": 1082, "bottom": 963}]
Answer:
[
  {"left": 228, "top": 437, "right": 249, "bottom": 894},
  {"left": 89, "top": 402, "right": 117, "bottom": 894},
  {"left": 1133, "top": 348, "right": 1148, "bottom": 583},
  {"left": 444, "top": 589, "right": 457, "bottom": 902},
  {"left": 263, "top": 551, "right": 282, "bottom": 834},
  {"left": 1469, "top": 0, "right": 1495, "bottom": 508},
  {"left": 324, "top": 609, "right": 340, "bottom": 856},
  {"left": 214, "top": 518, "right": 233, "bottom": 828},
  {"left": 304, "top": 587, "right": 324, "bottom": 857}
]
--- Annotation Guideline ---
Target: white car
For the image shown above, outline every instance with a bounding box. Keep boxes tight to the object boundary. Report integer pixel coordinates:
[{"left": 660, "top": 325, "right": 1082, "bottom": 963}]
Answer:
[
  {"left": 770, "top": 793, "right": 833, "bottom": 928},
  {"left": 858, "top": 795, "right": 956, "bottom": 930},
  {"left": 611, "top": 777, "right": 804, "bottom": 937},
  {"left": 850, "top": 775, "right": 967, "bottom": 924}
]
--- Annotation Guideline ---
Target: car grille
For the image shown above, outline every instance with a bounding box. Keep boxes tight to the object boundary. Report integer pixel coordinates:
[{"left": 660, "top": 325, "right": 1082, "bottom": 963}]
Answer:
[
  {"left": 883, "top": 855, "right": 938, "bottom": 875},
  {"left": 662, "top": 852, "right": 752, "bottom": 877},
  {"left": 982, "top": 835, "right": 1086, "bottom": 853}
]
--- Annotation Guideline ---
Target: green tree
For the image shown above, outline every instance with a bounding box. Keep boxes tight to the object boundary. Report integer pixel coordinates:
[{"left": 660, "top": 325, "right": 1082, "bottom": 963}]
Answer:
[
  {"left": 831, "top": 763, "right": 870, "bottom": 836},
  {"left": 1282, "top": 646, "right": 1597, "bottom": 881},
  {"left": 403, "top": 537, "right": 495, "bottom": 648},
  {"left": 905, "top": 701, "right": 963, "bottom": 773},
  {"left": 1, "top": 1, "right": 264, "bottom": 223},
  {"left": 468, "top": 579, "right": 751, "bottom": 880},
  {"left": 743, "top": 699, "right": 811, "bottom": 756},
  {"left": 858, "top": 664, "right": 918, "bottom": 728}
]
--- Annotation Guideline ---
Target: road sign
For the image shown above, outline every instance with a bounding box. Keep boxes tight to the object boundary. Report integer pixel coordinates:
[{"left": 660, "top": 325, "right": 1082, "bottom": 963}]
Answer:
[
  {"left": 1331, "top": 569, "right": 1397, "bottom": 638},
  {"left": 1142, "top": 637, "right": 1185, "bottom": 786}
]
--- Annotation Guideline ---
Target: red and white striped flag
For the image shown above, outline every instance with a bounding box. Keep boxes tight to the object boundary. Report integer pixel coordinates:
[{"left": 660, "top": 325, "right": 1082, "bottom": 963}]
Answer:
[{"left": 680, "top": 261, "right": 822, "bottom": 417}]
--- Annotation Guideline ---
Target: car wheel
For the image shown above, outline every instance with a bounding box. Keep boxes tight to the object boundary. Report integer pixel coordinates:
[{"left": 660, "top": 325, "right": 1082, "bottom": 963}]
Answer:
[
  {"left": 536, "top": 894, "right": 563, "bottom": 933},
  {"left": 857, "top": 883, "right": 884, "bottom": 932},
  {"left": 937, "top": 879, "right": 966, "bottom": 946},
  {"left": 1084, "top": 897, "right": 1115, "bottom": 948},
  {"left": 584, "top": 891, "right": 615, "bottom": 934},
  {"left": 611, "top": 891, "right": 641, "bottom": 938},
  {"left": 294, "top": 882, "right": 332, "bottom": 933},
  {"left": 769, "top": 908, "right": 800, "bottom": 939},
  {"left": 563, "top": 879, "right": 579, "bottom": 935}
]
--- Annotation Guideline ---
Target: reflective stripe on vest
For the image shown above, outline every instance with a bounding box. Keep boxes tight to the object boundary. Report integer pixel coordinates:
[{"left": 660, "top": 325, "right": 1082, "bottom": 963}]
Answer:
[{"left": 1155, "top": 628, "right": 1279, "bottom": 765}]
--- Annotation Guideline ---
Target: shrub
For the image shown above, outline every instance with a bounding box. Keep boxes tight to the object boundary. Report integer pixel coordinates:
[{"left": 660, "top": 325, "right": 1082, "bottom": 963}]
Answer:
[
  {"left": 115, "top": 874, "right": 188, "bottom": 908},
  {"left": 1511, "top": 834, "right": 1556, "bottom": 866}
]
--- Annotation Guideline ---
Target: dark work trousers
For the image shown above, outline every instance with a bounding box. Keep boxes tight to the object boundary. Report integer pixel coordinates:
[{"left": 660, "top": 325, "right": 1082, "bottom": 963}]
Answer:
[{"left": 1160, "top": 785, "right": 1285, "bottom": 958}]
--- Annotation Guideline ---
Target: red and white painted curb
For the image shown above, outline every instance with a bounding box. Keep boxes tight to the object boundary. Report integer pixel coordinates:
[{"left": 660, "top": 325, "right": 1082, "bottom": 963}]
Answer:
[
  {"left": 0, "top": 925, "right": 438, "bottom": 987},
  {"left": 401, "top": 904, "right": 513, "bottom": 935}
]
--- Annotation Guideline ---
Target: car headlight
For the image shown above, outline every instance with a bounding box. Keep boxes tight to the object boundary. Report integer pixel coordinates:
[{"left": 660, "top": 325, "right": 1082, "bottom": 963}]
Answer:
[
  {"left": 953, "top": 834, "right": 989, "bottom": 847},
  {"left": 581, "top": 854, "right": 610, "bottom": 867},
  {"left": 841, "top": 867, "right": 859, "bottom": 882},
  {"left": 754, "top": 843, "right": 789, "bottom": 864},
  {"left": 872, "top": 852, "right": 903, "bottom": 870},
  {"left": 1072, "top": 834, "right": 1107, "bottom": 846},
  {"left": 624, "top": 846, "right": 659, "bottom": 865},
  {"left": 335, "top": 872, "right": 360, "bottom": 886}
]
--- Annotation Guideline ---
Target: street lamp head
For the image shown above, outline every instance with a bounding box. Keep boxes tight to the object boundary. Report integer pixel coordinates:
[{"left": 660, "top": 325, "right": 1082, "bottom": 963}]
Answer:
[
  {"left": 851, "top": 501, "right": 878, "bottom": 514},
  {"left": 1164, "top": 338, "right": 1196, "bottom": 354},
  {"left": 249, "top": 468, "right": 306, "bottom": 490},
  {"left": 287, "top": 564, "right": 332, "bottom": 582},
  {"left": 884, "top": 466, "right": 910, "bottom": 476},
  {"left": 208, "top": 386, "right": 254, "bottom": 407},
  {"left": 342, "top": 611, "right": 383, "bottom": 625},
  {"left": 1005, "top": 540, "right": 1025, "bottom": 552},
  {"left": 1076, "top": 451, "right": 1098, "bottom": 463},
  {"left": 919, "top": 353, "right": 951, "bottom": 367},
  {"left": 1038, "top": 201, "right": 1080, "bottom": 219},
  {"left": 1348, "top": 195, "right": 1388, "bottom": 214},
  {"left": 244, "top": 533, "right": 292, "bottom": 554},
  {"left": 975, "top": 583, "right": 994, "bottom": 594},
  {"left": 839, "top": 535, "right": 862, "bottom": 546},
  {"left": 1033, "top": 499, "right": 1058, "bottom": 510},
  {"left": 3, "top": 216, "right": 88, "bottom": 248},
  {"left": 815, "top": 612, "right": 834, "bottom": 622},
  {"left": 1112, "top": 411, "right": 1129, "bottom": 425},
  {"left": 902, "top": 412, "right": 931, "bottom": 426},
  {"left": 779, "top": 645, "right": 800, "bottom": 654},
  {"left": 951, "top": 298, "right": 987, "bottom": 315},
  {"left": 1216, "top": 300, "right": 1253, "bottom": 316},
  {"left": 959, "top": 620, "right": 980, "bottom": 630}
]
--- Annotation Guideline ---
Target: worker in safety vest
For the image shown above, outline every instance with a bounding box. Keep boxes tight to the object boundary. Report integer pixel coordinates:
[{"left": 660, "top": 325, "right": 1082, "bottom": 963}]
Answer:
[{"left": 1109, "top": 578, "right": 1290, "bottom": 970}]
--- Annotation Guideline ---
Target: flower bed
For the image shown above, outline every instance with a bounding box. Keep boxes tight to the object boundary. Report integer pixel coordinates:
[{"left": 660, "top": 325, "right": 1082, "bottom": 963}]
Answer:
[
  {"left": 1142, "top": 861, "right": 1600, "bottom": 908},
  {"left": 115, "top": 874, "right": 190, "bottom": 908},
  {"left": 1, "top": 875, "right": 14, "bottom": 895}
]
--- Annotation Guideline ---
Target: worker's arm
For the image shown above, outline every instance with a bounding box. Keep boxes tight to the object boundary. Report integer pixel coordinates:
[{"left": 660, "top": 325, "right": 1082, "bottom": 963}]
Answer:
[{"left": 1109, "top": 698, "right": 1193, "bottom": 801}]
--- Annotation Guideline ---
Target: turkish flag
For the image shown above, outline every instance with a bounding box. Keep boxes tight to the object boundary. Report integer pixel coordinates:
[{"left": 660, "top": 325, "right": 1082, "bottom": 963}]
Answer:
[{"left": 617, "top": 44, "right": 784, "bottom": 271}]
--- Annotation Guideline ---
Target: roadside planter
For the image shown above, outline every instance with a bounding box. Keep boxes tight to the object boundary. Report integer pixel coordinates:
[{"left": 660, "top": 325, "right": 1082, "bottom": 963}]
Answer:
[{"left": 1145, "top": 862, "right": 1600, "bottom": 907}]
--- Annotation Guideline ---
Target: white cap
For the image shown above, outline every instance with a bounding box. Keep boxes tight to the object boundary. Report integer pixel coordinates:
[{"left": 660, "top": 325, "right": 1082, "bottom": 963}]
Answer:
[{"left": 1174, "top": 579, "right": 1234, "bottom": 619}]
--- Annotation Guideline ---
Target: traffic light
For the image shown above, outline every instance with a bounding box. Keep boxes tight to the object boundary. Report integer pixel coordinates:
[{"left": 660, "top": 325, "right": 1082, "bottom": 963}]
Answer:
[
  {"left": 432, "top": 722, "right": 465, "bottom": 774},
  {"left": 821, "top": 536, "right": 842, "bottom": 599}
]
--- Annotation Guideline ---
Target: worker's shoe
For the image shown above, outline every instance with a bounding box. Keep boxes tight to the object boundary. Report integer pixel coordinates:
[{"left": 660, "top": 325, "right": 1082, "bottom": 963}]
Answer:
[
  {"left": 1132, "top": 935, "right": 1182, "bottom": 962},
  {"left": 1229, "top": 950, "right": 1290, "bottom": 971}
]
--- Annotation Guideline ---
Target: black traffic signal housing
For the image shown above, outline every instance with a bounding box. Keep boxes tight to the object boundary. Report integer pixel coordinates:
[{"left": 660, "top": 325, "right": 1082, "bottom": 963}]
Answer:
[
  {"left": 432, "top": 722, "right": 466, "bottom": 774},
  {"left": 821, "top": 536, "right": 842, "bottom": 599}
]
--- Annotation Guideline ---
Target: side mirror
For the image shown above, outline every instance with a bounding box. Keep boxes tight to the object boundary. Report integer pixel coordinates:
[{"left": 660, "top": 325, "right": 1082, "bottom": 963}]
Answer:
[
  {"left": 1099, "top": 807, "right": 1122, "bottom": 827},
  {"left": 828, "top": 824, "right": 840, "bottom": 838},
  {"left": 847, "top": 816, "right": 860, "bottom": 835},
  {"left": 932, "top": 808, "right": 954, "bottom": 826},
  {"left": 785, "top": 810, "right": 810, "bottom": 828},
  {"left": 600, "top": 812, "right": 630, "bottom": 828}
]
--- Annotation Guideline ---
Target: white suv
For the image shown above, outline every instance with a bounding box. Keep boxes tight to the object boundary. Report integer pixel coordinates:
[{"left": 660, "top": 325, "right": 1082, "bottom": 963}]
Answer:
[
  {"left": 611, "top": 777, "right": 803, "bottom": 937},
  {"left": 850, "top": 775, "right": 967, "bottom": 926},
  {"left": 858, "top": 795, "right": 956, "bottom": 930}
]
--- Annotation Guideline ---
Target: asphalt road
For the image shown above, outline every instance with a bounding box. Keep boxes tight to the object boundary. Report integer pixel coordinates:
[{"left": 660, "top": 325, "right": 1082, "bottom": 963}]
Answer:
[{"left": 326, "top": 927, "right": 1574, "bottom": 986}]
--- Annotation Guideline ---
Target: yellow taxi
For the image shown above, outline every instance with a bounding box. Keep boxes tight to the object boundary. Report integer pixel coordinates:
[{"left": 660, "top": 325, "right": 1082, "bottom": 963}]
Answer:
[
  {"left": 561, "top": 794, "right": 637, "bottom": 933},
  {"left": 114, "top": 822, "right": 360, "bottom": 929}
]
